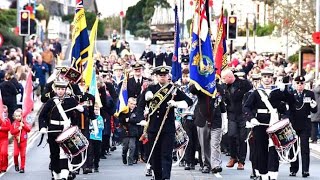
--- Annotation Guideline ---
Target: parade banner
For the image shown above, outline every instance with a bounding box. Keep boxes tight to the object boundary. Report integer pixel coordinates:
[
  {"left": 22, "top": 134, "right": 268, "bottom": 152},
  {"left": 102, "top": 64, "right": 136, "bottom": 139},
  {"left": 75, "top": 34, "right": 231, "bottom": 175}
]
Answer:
[
  {"left": 171, "top": 3, "right": 182, "bottom": 82},
  {"left": 22, "top": 71, "right": 34, "bottom": 118},
  {"left": 214, "top": 6, "right": 227, "bottom": 76},
  {"left": 189, "top": 0, "right": 216, "bottom": 97},
  {"left": 84, "top": 16, "right": 99, "bottom": 88},
  {"left": 71, "top": 0, "right": 90, "bottom": 72}
]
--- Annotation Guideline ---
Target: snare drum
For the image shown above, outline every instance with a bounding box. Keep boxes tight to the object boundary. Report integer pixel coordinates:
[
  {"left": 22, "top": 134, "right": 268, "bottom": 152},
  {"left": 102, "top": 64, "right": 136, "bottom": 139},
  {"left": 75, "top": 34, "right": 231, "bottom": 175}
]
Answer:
[
  {"left": 266, "top": 119, "right": 297, "bottom": 151},
  {"left": 174, "top": 121, "right": 189, "bottom": 150},
  {"left": 56, "top": 126, "right": 89, "bottom": 157}
]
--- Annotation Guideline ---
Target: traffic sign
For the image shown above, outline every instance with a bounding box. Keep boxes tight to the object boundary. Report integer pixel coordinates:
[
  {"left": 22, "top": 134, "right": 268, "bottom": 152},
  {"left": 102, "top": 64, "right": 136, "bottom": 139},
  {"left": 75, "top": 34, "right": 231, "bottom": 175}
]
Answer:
[{"left": 0, "top": 33, "right": 3, "bottom": 47}]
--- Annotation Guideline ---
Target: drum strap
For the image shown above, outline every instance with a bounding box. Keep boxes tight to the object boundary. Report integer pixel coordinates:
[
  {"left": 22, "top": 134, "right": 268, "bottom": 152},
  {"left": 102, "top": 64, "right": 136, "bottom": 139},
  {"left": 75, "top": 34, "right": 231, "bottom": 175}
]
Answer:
[
  {"left": 53, "top": 98, "right": 70, "bottom": 123},
  {"left": 257, "top": 90, "right": 279, "bottom": 125}
]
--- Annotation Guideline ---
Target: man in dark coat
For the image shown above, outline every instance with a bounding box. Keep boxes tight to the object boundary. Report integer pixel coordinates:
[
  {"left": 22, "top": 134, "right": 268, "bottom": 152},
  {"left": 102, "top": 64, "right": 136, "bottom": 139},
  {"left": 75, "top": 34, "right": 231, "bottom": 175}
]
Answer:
[
  {"left": 140, "top": 44, "right": 154, "bottom": 65},
  {"left": 137, "top": 66, "right": 193, "bottom": 180},
  {"left": 288, "top": 76, "right": 317, "bottom": 178}
]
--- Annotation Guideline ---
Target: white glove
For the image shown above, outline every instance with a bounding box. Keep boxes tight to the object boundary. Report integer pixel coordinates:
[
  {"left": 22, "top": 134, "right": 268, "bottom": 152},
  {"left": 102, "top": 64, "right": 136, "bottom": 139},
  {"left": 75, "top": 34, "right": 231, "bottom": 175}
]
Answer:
[
  {"left": 125, "top": 118, "right": 129, "bottom": 122},
  {"left": 76, "top": 105, "right": 84, "bottom": 112},
  {"left": 40, "top": 128, "right": 47, "bottom": 134},
  {"left": 245, "top": 121, "right": 254, "bottom": 128},
  {"left": 92, "top": 119, "right": 99, "bottom": 136},
  {"left": 167, "top": 100, "right": 177, "bottom": 107},
  {"left": 221, "top": 113, "right": 228, "bottom": 135},
  {"left": 145, "top": 91, "right": 154, "bottom": 101},
  {"left": 310, "top": 100, "right": 317, "bottom": 108},
  {"left": 137, "top": 120, "right": 147, "bottom": 126},
  {"left": 250, "top": 118, "right": 260, "bottom": 127},
  {"left": 63, "top": 118, "right": 71, "bottom": 130},
  {"left": 277, "top": 83, "right": 285, "bottom": 92}
]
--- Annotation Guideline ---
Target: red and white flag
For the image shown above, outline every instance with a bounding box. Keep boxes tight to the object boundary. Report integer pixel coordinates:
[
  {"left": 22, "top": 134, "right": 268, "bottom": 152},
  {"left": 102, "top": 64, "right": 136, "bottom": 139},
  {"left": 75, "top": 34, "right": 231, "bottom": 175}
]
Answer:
[
  {"left": 0, "top": 89, "right": 4, "bottom": 120},
  {"left": 22, "top": 71, "right": 34, "bottom": 118}
]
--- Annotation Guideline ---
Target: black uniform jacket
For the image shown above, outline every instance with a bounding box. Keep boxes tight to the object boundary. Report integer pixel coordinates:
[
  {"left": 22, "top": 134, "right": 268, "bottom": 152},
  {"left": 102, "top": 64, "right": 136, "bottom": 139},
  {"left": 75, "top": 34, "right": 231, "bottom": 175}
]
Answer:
[
  {"left": 38, "top": 96, "right": 79, "bottom": 131},
  {"left": 119, "top": 77, "right": 148, "bottom": 99},
  {"left": 290, "top": 89, "right": 317, "bottom": 130},
  {"left": 137, "top": 83, "right": 193, "bottom": 133},
  {"left": 243, "top": 87, "right": 293, "bottom": 124}
]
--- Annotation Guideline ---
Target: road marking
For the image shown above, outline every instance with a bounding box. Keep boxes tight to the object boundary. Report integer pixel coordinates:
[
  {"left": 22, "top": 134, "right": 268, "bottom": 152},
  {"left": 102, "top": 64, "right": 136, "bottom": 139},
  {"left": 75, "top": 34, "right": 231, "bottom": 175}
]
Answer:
[{"left": 0, "top": 132, "right": 40, "bottom": 178}]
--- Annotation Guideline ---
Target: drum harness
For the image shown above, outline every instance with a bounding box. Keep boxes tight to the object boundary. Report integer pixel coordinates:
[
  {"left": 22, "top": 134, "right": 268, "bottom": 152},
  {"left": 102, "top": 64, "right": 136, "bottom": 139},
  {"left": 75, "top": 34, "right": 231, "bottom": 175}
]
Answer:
[{"left": 256, "top": 89, "right": 300, "bottom": 163}]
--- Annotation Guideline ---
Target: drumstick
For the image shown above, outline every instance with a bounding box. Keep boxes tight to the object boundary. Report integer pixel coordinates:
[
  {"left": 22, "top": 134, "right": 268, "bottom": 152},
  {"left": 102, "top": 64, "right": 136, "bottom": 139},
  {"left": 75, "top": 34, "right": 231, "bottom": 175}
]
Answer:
[
  {"left": 64, "top": 107, "right": 77, "bottom": 113},
  {"left": 46, "top": 130, "right": 63, "bottom": 133},
  {"left": 259, "top": 123, "right": 270, "bottom": 126}
]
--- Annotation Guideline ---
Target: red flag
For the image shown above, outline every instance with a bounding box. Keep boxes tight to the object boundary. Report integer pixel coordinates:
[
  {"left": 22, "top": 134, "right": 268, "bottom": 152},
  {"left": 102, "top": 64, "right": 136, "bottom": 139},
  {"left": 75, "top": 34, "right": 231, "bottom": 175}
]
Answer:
[
  {"left": 214, "top": 7, "right": 227, "bottom": 76},
  {"left": 0, "top": 90, "right": 4, "bottom": 120},
  {"left": 22, "top": 71, "right": 34, "bottom": 118}
]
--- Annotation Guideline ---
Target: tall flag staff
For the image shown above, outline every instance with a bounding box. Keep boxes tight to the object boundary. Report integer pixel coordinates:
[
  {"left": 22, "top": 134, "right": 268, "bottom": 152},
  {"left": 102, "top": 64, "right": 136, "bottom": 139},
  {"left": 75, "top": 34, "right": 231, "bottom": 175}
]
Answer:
[{"left": 171, "top": 1, "right": 182, "bottom": 82}]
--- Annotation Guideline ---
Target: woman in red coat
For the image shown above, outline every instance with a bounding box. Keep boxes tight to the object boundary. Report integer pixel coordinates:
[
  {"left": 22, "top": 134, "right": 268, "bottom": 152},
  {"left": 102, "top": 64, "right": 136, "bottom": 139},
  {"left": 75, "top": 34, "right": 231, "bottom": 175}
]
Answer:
[
  {"left": 0, "top": 106, "right": 11, "bottom": 173},
  {"left": 10, "top": 108, "right": 31, "bottom": 173}
]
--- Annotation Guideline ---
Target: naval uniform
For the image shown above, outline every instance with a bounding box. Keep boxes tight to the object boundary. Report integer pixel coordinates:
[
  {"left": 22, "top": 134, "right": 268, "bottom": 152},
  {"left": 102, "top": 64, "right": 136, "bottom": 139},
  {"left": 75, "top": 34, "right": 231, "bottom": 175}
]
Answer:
[
  {"left": 289, "top": 89, "right": 317, "bottom": 175},
  {"left": 137, "top": 83, "right": 193, "bottom": 180},
  {"left": 38, "top": 95, "right": 80, "bottom": 179},
  {"left": 243, "top": 86, "right": 292, "bottom": 178}
]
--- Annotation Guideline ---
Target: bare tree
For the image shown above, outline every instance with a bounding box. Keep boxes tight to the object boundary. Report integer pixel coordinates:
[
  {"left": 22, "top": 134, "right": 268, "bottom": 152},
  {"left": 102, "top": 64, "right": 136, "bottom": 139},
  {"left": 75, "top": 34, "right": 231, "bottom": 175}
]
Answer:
[{"left": 274, "top": 0, "right": 316, "bottom": 45}]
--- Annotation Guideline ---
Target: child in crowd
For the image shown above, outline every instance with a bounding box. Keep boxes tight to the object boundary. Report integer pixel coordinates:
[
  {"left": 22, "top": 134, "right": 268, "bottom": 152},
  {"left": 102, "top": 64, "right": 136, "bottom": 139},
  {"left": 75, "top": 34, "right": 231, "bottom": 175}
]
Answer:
[
  {"left": 118, "top": 97, "right": 140, "bottom": 166},
  {"left": 0, "top": 106, "right": 11, "bottom": 173},
  {"left": 89, "top": 104, "right": 105, "bottom": 172},
  {"left": 10, "top": 108, "right": 31, "bottom": 173}
]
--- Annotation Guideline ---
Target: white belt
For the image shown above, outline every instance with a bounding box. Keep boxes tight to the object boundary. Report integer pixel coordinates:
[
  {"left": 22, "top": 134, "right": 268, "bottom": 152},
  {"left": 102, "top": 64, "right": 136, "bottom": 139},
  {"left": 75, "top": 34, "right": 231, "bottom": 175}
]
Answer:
[
  {"left": 50, "top": 120, "right": 65, "bottom": 125},
  {"left": 257, "top": 109, "right": 269, "bottom": 114}
]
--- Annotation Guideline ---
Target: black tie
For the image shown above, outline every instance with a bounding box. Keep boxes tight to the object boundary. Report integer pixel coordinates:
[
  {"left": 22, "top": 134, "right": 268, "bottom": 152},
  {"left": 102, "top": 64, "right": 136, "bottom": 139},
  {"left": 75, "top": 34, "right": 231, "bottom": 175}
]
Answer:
[{"left": 137, "top": 79, "right": 141, "bottom": 86}]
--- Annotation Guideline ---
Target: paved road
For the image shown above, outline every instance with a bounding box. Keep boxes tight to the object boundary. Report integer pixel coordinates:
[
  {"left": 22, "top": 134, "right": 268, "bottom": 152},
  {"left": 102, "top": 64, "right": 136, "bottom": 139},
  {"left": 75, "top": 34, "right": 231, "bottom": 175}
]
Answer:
[{"left": 1, "top": 130, "right": 320, "bottom": 180}]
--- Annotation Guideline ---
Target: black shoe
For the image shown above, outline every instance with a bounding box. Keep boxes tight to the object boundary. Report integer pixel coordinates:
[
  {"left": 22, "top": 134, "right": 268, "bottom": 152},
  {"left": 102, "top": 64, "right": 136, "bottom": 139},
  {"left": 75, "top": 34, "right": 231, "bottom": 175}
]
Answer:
[
  {"left": 133, "top": 160, "right": 137, "bottom": 164},
  {"left": 15, "top": 165, "right": 19, "bottom": 172},
  {"left": 202, "top": 166, "right": 210, "bottom": 173},
  {"left": 289, "top": 172, "right": 297, "bottom": 176},
  {"left": 122, "top": 155, "right": 127, "bottom": 164},
  {"left": 75, "top": 169, "right": 80, "bottom": 175},
  {"left": 302, "top": 172, "right": 310, "bottom": 177},
  {"left": 94, "top": 168, "right": 99, "bottom": 173},
  {"left": 145, "top": 169, "right": 152, "bottom": 176},
  {"left": 83, "top": 168, "right": 92, "bottom": 174},
  {"left": 211, "top": 166, "right": 222, "bottom": 173},
  {"left": 199, "top": 166, "right": 203, "bottom": 171},
  {"left": 250, "top": 173, "right": 257, "bottom": 179},
  {"left": 110, "top": 146, "right": 116, "bottom": 151},
  {"left": 19, "top": 169, "right": 24, "bottom": 173},
  {"left": 184, "top": 164, "right": 191, "bottom": 170},
  {"left": 100, "top": 155, "right": 107, "bottom": 159},
  {"left": 128, "top": 163, "right": 133, "bottom": 166},
  {"left": 190, "top": 164, "right": 195, "bottom": 170}
]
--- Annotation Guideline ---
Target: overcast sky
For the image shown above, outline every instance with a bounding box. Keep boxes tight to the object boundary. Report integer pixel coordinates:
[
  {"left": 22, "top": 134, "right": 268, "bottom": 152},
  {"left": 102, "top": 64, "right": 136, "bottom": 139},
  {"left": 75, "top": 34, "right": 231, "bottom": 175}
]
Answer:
[{"left": 96, "top": 0, "right": 140, "bottom": 17}]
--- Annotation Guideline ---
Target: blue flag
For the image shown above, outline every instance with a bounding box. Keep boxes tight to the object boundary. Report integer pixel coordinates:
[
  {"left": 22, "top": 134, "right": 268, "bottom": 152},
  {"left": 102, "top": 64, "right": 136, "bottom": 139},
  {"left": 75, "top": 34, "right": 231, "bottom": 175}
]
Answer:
[
  {"left": 171, "top": 4, "right": 182, "bottom": 82},
  {"left": 115, "top": 73, "right": 129, "bottom": 117},
  {"left": 71, "top": 0, "right": 90, "bottom": 72},
  {"left": 189, "top": 0, "right": 216, "bottom": 97}
]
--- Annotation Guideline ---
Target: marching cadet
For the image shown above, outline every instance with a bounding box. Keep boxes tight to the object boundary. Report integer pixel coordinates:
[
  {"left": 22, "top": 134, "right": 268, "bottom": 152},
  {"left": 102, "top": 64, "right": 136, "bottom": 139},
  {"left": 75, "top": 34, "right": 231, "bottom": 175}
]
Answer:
[
  {"left": 38, "top": 80, "right": 83, "bottom": 180},
  {"left": 10, "top": 108, "right": 31, "bottom": 173},
  {"left": 137, "top": 66, "right": 193, "bottom": 180},
  {"left": 289, "top": 76, "right": 317, "bottom": 178},
  {"left": 243, "top": 68, "right": 291, "bottom": 180}
]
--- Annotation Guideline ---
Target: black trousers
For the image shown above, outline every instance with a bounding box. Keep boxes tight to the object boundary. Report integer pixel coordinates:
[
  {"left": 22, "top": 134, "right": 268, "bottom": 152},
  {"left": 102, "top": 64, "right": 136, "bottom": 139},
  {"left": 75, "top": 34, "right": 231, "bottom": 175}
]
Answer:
[
  {"left": 101, "top": 134, "right": 111, "bottom": 155},
  {"left": 182, "top": 119, "right": 198, "bottom": 166},
  {"left": 228, "top": 119, "right": 247, "bottom": 164},
  {"left": 311, "top": 122, "right": 320, "bottom": 142},
  {"left": 88, "top": 140, "right": 101, "bottom": 169},
  {"left": 148, "top": 132, "right": 175, "bottom": 180},
  {"left": 253, "top": 126, "right": 279, "bottom": 175},
  {"left": 48, "top": 133, "right": 68, "bottom": 174},
  {"left": 290, "top": 129, "right": 310, "bottom": 173}
]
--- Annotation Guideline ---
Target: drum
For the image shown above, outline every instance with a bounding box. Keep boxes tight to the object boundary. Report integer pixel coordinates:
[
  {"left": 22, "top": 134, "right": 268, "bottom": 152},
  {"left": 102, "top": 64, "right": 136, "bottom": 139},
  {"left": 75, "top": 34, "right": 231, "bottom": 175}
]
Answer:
[
  {"left": 56, "top": 126, "right": 89, "bottom": 157},
  {"left": 266, "top": 119, "right": 297, "bottom": 151},
  {"left": 174, "top": 121, "right": 189, "bottom": 150}
]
